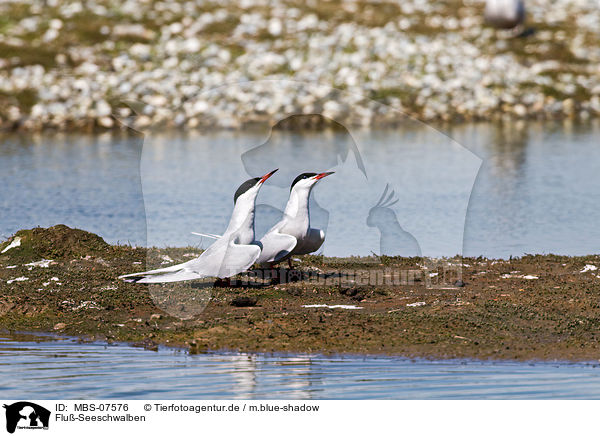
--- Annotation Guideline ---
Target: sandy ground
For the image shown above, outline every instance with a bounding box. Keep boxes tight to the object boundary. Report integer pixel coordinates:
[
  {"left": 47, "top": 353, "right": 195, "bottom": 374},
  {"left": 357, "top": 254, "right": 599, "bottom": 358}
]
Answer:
[{"left": 2, "top": 225, "right": 600, "bottom": 361}]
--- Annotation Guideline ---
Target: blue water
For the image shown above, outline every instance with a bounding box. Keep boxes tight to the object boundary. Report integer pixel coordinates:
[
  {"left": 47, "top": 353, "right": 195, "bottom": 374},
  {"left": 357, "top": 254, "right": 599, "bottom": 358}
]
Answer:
[
  {"left": 1, "top": 333, "right": 600, "bottom": 399},
  {"left": 1, "top": 121, "right": 600, "bottom": 258}
]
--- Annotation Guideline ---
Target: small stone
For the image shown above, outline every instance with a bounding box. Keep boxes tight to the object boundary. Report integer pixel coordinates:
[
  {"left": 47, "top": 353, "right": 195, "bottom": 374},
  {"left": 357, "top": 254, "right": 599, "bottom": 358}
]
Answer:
[
  {"left": 230, "top": 296, "right": 258, "bottom": 307},
  {"left": 132, "top": 338, "right": 158, "bottom": 351},
  {"left": 113, "top": 24, "right": 155, "bottom": 41},
  {"left": 150, "top": 313, "right": 162, "bottom": 320},
  {"left": 53, "top": 322, "right": 66, "bottom": 330},
  {"left": 98, "top": 116, "right": 114, "bottom": 128},
  {"left": 513, "top": 104, "right": 527, "bottom": 117},
  {"left": 563, "top": 99, "right": 575, "bottom": 114},
  {"left": 49, "top": 19, "right": 63, "bottom": 30},
  {"left": 134, "top": 115, "right": 152, "bottom": 129},
  {"left": 454, "top": 280, "right": 465, "bottom": 287},
  {"left": 95, "top": 100, "right": 111, "bottom": 117},
  {"left": 55, "top": 53, "right": 67, "bottom": 64}
]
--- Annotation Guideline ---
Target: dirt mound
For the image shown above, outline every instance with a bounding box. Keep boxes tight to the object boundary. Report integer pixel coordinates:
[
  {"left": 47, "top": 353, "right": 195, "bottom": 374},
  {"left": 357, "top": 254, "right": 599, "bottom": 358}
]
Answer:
[{"left": 0, "top": 225, "right": 110, "bottom": 262}]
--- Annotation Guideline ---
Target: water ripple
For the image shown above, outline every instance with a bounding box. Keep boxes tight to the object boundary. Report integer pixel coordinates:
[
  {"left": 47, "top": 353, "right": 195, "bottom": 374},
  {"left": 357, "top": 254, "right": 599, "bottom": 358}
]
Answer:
[{"left": 2, "top": 334, "right": 600, "bottom": 399}]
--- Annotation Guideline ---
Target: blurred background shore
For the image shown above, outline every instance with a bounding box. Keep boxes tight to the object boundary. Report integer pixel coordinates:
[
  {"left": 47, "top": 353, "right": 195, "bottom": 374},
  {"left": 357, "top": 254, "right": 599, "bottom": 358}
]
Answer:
[{"left": 1, "top": 0, "right": 599, "bottom": 131}]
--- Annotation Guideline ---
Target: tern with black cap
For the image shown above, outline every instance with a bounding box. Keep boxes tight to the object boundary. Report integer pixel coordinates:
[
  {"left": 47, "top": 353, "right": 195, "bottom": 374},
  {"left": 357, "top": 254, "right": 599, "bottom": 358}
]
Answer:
[
  {"left": 256, "top": 171, "right": 334, "bottom": 268},
  {"left": 119, "top": 169, "right": 278, "bottom": 283}
]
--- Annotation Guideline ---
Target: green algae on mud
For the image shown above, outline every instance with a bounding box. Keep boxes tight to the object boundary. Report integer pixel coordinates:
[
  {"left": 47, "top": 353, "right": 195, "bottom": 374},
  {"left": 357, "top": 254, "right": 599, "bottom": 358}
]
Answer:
[
  {"left": 1, "top": 225, "right": 112, "bottom": 263},
  {"left": 2, "top": 225, "right": 600, "bottom": 361}
]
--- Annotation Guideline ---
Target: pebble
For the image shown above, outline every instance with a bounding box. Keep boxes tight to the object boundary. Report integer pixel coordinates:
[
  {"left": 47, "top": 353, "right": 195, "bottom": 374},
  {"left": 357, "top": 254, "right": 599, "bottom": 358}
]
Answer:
[
  {"left": 230, "top": 296, "right": 258, "bottom": 307},
  {"left": 97, "top": 116, "right": 114, "bottom": 128},
  {"left": 1, "top": 0, "right": 599, "bottom": 130}
]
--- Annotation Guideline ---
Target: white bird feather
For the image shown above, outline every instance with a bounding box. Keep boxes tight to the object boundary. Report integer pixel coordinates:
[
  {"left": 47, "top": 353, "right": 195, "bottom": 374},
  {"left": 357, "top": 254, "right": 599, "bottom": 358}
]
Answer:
[{"left": 191, "top": 231, "right": 221, "bottom": 239}]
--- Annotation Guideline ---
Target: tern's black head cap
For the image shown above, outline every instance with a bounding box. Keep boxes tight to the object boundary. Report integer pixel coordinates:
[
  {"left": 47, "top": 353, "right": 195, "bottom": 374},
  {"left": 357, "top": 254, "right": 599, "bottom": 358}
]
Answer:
[
  {"left": 234, "top": 177, "right": 261, "bottom": 204},
  {"left": 290, "top": 173, "right": 317, "bottom": 191}
]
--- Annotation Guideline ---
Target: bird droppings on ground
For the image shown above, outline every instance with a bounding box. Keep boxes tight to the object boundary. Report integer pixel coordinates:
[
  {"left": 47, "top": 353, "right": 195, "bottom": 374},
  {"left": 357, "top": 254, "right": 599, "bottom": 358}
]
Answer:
[
  {"left": 2, "top": 225, "right": 600, "bottom": 361},
  {"left": 1, "top": 237, "right": 21, "bottom": 253},
  {"left": 160, "top": 255, "right": 174, "bottom": 265},
  {"left": 406, "top": 301, "right": 426, "bottom": 307},
  {"left": 6, "top": 276, "right": 29, "bottom": 284},
  {"left": 24, "top": 259, "right": 55, "bottom": 268},
  {"left": 501, "top": 273, "right": 539, "bottom": 279}
]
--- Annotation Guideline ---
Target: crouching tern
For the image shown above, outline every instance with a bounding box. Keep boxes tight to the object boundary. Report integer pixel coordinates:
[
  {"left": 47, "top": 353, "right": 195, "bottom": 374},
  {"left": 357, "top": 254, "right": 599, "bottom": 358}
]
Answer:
[
  {"left": 256, "top": 172, "right": 334, "bottom": 268},
  {"left": 119, "top": 169, "right": 278, "bottom": 283}
]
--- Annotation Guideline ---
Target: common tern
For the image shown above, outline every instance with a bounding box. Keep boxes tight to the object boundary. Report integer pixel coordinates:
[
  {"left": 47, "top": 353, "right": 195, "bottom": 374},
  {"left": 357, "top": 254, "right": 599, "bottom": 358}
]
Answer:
[
  {"left": 119, "top": 169, "right": 278, "bottom": 283},
  {"left": 256, "top": 172, "right": 334, "bottom": 268}
]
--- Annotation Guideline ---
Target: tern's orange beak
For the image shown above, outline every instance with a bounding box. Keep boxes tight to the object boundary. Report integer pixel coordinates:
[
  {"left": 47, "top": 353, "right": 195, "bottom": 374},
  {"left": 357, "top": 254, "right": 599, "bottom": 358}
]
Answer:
[
  {"left": 259, "top": 168, "right": 278, "bottom": 184},
  {"left": 314, "top": 171, "right": 335, "bottom": 180}
]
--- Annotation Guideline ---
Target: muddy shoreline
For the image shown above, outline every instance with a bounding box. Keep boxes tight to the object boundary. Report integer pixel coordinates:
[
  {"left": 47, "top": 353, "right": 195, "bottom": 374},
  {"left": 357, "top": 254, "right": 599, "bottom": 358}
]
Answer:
[{"left": 2, "top": 225, "right": 600, "bottom": 362}]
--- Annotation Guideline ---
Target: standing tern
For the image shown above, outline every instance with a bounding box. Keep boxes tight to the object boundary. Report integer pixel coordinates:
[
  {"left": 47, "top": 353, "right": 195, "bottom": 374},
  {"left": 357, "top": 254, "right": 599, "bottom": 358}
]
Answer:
[
  {"left": 119, "top": 169, "right": 278, "bottom": 283},
  {"left": 256, "top": 172, "right": 334, "bottom": 268}
]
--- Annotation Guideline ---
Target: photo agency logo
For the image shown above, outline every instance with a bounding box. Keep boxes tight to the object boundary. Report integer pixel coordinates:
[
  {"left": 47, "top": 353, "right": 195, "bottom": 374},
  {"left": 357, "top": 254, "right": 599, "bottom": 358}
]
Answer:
[
  {"left": 3, "top": 402, "right": 50, "bottom": 434},
  {"left": 113, "top": 80, "right": 481, "bottom": 319}
]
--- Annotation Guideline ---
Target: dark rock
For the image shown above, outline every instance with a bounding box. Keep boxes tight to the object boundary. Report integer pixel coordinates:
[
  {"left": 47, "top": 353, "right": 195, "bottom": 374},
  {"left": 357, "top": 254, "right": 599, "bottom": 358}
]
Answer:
[
  {"left": 340, "top": 287, "right": 368, "bottom": 301},
  {"left": 340, "top": 287, "right": 359, "bottom": 297},
  {"left": 230, "top": 296, "right": 258, "bottom": 307},
  {"left": 286, "top": 287, "right": 302, "bottom": 296},
  {"left": 132, "top": 338, "right": 158, "bottom": 351}
]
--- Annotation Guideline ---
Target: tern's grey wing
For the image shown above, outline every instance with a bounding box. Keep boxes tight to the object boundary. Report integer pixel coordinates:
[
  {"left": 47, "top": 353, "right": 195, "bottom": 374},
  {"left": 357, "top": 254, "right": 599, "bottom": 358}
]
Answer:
[
  {"left": 185, "top": 236, "right": 260, "bottom": 278},
  {"left": 215, "top": 239, "right": 261, "bottom": 278},
  {"left": 294, "top": 228, "right": 325, "bottom": 255},
  {"left": 257, "top": 230, "right": 297, "bottom": 265}
]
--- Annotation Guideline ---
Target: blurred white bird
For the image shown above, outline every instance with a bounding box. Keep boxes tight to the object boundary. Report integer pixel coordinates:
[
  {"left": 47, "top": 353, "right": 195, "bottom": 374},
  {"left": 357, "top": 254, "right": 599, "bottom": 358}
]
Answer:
[
  {"left": 257, "top": 172, "right": 334, "bottom": 268},
  {"left": 119, "top": 169, "right": 278, "bottom": 283},
  {"left": 484, "top": 0, "right": 525, "bottom": 31}
]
